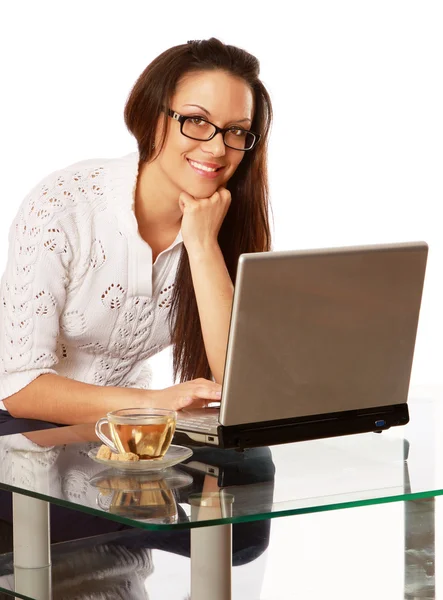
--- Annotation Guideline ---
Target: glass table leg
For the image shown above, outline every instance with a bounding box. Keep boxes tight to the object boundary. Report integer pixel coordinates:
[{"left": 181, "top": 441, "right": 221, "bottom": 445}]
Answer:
[{"left": 12, "top": 494, "right": 51, "bottom": 600}]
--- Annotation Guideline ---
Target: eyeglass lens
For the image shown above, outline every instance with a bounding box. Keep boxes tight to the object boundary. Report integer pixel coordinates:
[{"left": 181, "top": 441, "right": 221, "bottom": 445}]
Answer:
[{"left": 182, "top": 118, "right": 255, "bottom": 150}]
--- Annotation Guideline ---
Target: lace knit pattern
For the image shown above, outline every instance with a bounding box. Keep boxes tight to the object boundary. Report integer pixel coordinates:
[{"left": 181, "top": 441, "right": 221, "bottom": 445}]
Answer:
[{"left": 0, "top": 152, "right": 182, "bottom": 406}]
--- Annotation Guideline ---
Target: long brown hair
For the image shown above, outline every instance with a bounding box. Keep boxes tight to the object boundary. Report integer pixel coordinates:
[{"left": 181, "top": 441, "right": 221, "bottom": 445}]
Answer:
[{"left": 124, "top": 38, "right": 273, "bottom": 383}]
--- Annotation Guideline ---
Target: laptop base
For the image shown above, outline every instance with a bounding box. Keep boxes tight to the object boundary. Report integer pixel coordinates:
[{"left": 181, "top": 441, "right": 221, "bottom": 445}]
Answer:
[{"left": 174, "top": 403, "right": 409, "bottom": 450}]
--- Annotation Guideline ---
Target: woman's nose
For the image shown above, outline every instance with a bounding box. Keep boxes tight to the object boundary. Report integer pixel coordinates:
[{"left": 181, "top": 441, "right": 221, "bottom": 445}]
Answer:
[{"left": 200, "top": 132, "right": 226, "bottom": 157}]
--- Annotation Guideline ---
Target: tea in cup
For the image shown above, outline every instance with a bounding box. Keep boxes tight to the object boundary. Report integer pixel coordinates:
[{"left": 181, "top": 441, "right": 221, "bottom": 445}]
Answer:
[{"left": 95, "top": 408, "right": 176, "bottom": 459}]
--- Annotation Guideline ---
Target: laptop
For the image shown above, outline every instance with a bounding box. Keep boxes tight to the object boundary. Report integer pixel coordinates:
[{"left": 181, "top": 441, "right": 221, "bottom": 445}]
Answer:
[{"left": 174, "top": 241, "right": 428, "bottom": 449}]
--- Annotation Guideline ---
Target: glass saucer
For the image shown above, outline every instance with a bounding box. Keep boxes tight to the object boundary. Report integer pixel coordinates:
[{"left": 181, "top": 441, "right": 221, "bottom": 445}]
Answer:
[{"left": 88, "top": 444, "right": 193, "bottom": 472}]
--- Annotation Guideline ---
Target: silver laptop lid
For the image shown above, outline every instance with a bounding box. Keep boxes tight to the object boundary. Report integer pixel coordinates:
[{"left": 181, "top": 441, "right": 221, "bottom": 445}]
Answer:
[{"left": 220, "top": 242, "right": 428, "bottom": 427}]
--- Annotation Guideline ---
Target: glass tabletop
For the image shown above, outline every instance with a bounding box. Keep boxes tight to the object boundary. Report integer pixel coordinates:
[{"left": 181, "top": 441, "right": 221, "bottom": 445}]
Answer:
[{"left": 0, "top": 390, "right": 441, "bottom": 532}]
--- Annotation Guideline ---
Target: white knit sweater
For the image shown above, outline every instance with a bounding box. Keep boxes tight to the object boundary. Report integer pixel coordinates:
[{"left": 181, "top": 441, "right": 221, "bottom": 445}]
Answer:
[{"left": 0, "top": 152, "right": 183, "bottom": 408}]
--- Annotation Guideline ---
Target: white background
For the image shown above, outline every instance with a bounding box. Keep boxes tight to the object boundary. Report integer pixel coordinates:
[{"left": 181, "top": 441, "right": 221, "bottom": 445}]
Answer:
[
  {"left": 1, "top": 1, "right": 442, "bottom": 597},
  {"left": 1, "top": 1, "right": 441, "bottom": 387}
]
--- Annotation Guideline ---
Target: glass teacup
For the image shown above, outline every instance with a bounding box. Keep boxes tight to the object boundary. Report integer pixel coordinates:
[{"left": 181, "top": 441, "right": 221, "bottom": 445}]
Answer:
[{"left": 95, "top": 407, "right": 177, "bottom": 459}]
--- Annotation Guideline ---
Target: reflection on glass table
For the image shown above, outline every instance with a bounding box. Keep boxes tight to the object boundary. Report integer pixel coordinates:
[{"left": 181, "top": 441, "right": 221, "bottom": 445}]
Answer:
[
  {"left": 0, "top": 394, "right": 441, "bottom": 599},
  {"left": 89, "top": 468, "right": 193, "bottom": 523},
  {"left": 0, "top": 529, "right": 155, "bottom": 600}
]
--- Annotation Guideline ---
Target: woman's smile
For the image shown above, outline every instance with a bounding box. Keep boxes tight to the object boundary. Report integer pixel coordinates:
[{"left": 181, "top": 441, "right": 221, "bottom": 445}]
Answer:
[{"left": 186, "top": 158, "right": 226, "bottom": 179}]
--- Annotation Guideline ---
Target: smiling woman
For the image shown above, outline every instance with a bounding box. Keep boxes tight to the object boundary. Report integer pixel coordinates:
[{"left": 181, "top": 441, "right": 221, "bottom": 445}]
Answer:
[{"left": 0, "top": 37, "right": 273, "bottom": 429}]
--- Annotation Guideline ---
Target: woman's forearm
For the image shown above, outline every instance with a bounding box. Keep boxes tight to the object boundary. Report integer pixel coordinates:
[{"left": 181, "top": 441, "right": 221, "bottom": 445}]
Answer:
[
  {"left": 187, "top": 243, "right": 234, "bottom": 384},
  {"left": 3, "top": 373, "right": 151, "bottom": 424}
]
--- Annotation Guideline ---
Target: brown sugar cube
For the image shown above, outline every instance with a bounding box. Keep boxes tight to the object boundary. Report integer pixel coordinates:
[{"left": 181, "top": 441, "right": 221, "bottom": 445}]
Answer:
[
  {"left": 110, "top": 451, "right": 140, "bottom": 462},
  {"left": 97, "top": 445, "right": 112, "bottom": 460}
]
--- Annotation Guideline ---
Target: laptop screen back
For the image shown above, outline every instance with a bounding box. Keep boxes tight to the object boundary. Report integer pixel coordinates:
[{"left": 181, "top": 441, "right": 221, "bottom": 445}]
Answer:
[{"left": 220, "top": 242, "right": 428, "bottom": 427}]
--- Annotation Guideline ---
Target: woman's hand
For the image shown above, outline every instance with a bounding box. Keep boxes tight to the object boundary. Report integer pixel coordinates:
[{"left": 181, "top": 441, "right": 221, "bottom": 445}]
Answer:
[
  {"left": 179, "top": 187, "right": 231, "bottom": 256},
  {"left": 147, "top": 378, "right": 222, "bottom": 411}
]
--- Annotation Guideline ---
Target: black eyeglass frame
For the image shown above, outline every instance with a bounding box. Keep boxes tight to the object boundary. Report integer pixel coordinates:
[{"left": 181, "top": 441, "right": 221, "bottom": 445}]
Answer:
[{"left": 166, "top": 108, "right": 261, "bottom": 151}]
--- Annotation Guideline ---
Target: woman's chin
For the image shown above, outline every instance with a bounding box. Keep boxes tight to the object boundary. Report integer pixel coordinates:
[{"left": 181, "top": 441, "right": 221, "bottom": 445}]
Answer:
[{"left": 185, "top": 183, "right": 219, "bottom": 200}]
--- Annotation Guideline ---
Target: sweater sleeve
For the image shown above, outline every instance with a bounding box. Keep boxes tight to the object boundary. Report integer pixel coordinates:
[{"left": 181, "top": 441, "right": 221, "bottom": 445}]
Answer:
[{"left": 0, "top": 174, "right": 74, "bottom": 405}]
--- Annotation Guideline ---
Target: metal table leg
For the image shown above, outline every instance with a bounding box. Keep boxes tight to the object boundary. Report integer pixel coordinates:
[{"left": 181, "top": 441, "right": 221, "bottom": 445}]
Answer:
[
  {"left": 191, "top": 523, "right": 232, "bottom": 600},
  {"left": 12, "top": 493, "right": 51, "bottom": 599},
  {"left": 189, "top": 491, "right": 235, "bottom": 600}
]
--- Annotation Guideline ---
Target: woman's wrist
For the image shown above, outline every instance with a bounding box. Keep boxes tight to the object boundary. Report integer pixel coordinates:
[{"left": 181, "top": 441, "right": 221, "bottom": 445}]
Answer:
[
  {"left": 128, "top": 387, "right": 161, "bottom": 409},
  {"left": 186, "top": 240, "right": 220, "bottom": 263}
]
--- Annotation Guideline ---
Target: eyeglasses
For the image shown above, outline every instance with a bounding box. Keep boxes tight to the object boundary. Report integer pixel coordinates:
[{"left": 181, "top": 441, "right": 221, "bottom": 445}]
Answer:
[{"left": 166, "top": 109, "right": 260, "bottom": 151}]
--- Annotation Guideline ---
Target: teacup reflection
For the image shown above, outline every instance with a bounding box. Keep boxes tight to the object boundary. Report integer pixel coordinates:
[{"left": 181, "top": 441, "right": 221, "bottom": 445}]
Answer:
[{"left": 90, "top": 468, "right": 192, "bottom": 524}]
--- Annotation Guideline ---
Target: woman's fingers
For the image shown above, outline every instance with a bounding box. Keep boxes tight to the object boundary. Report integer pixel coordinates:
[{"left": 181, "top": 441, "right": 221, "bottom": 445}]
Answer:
[
  {"left": 194, "top": 386, "right": 221, "bottom": 399},
  {"left": 178, "top": 191, "right": 197, "bottom": 212},
  {"left": 175, "top": 396, "right": 219, "bottom": 411},
  {"left": 175, "top": 386, "right": 221, "bottom": 410},
  {"left": 181, "top": 388, "right": 221, "bottom": 402},
  {"left": 183, "top": 397, "right": 220, "bottom": 410},
  {"left": 192, "top": 378, "right": 221, "bottom": 392},
  {"left": 162, "top": 378, "right": 222, "bottom": 411}
]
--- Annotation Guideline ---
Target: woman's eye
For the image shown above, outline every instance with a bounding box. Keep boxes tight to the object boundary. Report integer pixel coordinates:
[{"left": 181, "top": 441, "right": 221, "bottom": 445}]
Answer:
[
  {"left": 190, "top": 118, "right": 206, "bottom": 126},
  {"left": 230, "top": 128, "right": 247, "bottom": 137}
]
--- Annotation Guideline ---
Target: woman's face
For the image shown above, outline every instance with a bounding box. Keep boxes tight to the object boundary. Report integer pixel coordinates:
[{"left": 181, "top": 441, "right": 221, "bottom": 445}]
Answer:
[{"left": 155, "top": 70, "right": 254, "bottom": 199}]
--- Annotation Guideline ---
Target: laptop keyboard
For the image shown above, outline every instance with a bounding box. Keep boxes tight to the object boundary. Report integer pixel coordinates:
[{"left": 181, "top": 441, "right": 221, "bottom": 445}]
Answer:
[{"left": 176, "top": 409, "right": 220, "bottom": 433}]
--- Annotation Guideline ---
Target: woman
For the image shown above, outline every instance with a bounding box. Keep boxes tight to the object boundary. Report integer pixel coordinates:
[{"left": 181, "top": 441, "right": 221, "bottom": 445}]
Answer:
[{"left": 0, "top": 37, "right": 273, "bottom": 432}]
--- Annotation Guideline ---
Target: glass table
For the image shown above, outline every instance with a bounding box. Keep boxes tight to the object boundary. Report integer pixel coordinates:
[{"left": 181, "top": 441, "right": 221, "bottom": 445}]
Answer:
[{"left": 0, "top": 387, "right": 441, "bottom": 600}]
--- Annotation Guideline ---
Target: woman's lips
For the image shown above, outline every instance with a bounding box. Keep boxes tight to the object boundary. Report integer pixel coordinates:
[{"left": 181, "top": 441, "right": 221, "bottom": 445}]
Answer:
[{"left": 186, "top": 158, "right": 225, "bottom": 179}]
